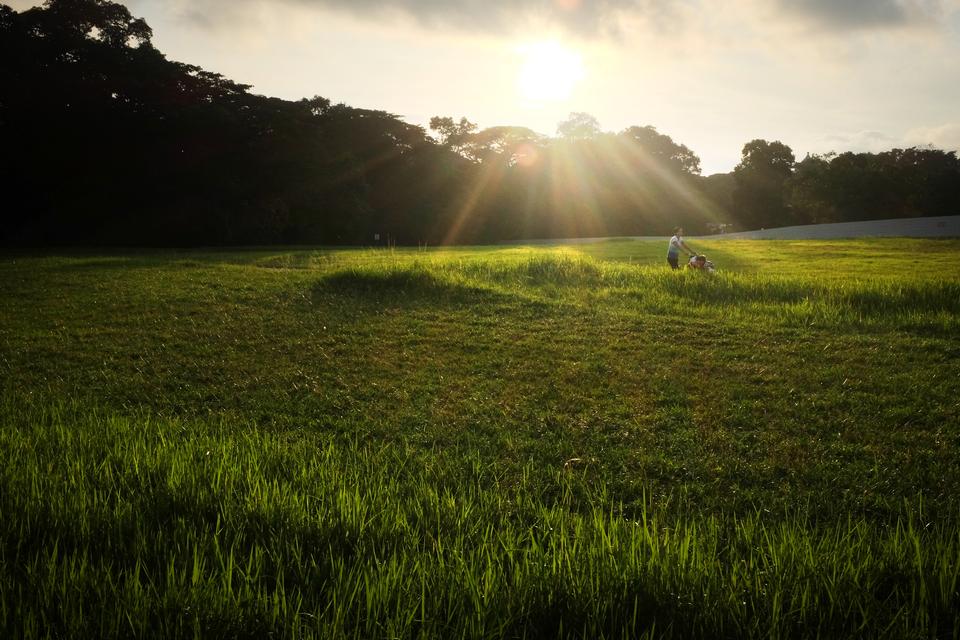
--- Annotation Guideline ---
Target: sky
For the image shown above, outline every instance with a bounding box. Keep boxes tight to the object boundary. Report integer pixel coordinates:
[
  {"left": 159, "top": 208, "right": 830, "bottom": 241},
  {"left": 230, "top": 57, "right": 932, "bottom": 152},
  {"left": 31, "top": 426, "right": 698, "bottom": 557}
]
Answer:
[{"left": 9, "top": 0, "right": 960, "bottom": 174}]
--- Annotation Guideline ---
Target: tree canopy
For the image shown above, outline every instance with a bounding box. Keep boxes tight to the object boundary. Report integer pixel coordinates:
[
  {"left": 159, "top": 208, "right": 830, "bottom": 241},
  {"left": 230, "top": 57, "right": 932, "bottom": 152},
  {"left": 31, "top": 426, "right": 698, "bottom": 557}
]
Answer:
[{"left": 1, "top": 0, "right": 957, "bottom": 247}]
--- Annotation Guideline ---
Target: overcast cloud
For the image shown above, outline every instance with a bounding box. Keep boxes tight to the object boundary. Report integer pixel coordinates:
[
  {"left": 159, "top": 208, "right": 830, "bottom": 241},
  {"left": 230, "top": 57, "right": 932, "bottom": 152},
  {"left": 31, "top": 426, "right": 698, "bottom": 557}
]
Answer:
[
  {"left": 117, "top": 0, "right": 957, "bottom": 37},
  {"left": 905, "top": 123, "right": 960, "bottom": 150},
  {"left": 9, "top": 0, "right": 956, "bottom": 39},
  {"left": 773, "top": 0, "right": 948, "bottom": 29},
  {"left": 120, "top": 0, "right": 668, "bottom": 37}
]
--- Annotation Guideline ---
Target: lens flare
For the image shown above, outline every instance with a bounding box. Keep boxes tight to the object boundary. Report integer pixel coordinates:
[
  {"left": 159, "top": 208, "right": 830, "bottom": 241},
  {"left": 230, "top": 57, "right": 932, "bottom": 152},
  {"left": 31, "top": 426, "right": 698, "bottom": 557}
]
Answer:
[{"left": 513, "top": 143, "right": 540, "bottom": 167}]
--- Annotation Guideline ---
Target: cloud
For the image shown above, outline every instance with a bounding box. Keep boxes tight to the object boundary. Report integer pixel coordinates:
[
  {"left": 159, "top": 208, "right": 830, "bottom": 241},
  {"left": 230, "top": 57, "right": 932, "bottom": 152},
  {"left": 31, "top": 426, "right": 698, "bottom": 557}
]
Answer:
[
  {"left": 814, "top": 125, "right": 960, "bottom": 155},
  {"left": 771, "top": 0, "right": 951, "bottom": 30},
  {"left": 904, "top": 123, "right": 960, "bottom": 150},
  {"left": 157, "top": 0, "right": 683, "bottom": 38},
  {"left": 818, "top": 130, "right": 899, "bottom": 153},
  {"left": 11, "top": 0, "right": 958, "bottom": 38}
]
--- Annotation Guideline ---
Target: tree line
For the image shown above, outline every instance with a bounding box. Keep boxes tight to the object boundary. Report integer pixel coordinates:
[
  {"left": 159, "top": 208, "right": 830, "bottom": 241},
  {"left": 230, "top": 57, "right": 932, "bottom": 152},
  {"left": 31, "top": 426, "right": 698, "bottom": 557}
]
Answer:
[{"left": 2, "top": 0, "right": 958, "bottom": 247}]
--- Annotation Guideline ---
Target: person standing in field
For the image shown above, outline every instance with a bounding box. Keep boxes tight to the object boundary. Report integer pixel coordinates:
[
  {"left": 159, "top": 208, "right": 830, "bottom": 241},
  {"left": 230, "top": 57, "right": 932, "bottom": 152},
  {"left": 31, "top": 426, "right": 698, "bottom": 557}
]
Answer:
[{"left": 667, "top": 227, "right": 695, "bottom": 269}]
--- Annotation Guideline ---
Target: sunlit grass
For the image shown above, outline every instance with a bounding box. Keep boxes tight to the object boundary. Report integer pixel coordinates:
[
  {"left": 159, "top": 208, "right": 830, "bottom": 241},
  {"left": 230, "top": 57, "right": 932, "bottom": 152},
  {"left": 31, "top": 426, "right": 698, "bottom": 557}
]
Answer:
[
  {"left": 1, "top": 238, "right": 959, "bottom": 638},
  {"left": 2, "top": 400, "right": 958, "bottom": 639}
]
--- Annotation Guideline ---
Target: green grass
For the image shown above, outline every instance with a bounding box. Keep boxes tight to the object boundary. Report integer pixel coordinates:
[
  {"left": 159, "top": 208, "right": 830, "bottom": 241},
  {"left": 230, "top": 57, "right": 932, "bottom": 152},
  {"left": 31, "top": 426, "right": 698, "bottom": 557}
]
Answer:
[{"left": 1, "top": 238, "right": 959, "bottom": 638}]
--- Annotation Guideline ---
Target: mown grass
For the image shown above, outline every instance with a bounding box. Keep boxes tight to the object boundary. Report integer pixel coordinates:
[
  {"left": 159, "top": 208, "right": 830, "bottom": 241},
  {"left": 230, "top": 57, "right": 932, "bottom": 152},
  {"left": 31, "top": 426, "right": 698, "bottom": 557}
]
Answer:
[{"left": 1, "top": 238, "right": 959, "bottom": 638}]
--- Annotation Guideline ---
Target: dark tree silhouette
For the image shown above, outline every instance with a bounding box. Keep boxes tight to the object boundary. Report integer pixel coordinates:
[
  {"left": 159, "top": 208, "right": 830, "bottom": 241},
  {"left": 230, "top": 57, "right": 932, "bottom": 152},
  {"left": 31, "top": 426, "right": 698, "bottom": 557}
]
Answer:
[
  {"left": 1, "top": 0, "right": 448, "bottom": 245},
  {"left": 788, "top": 153, "right": 840, "bottom": 224},
  {"left": 733, "top": 140, "right": 796, "bottom": 229},
  {"left": 620, "top": 126, "right": 701, "bottom": 176},
  {"left": 1, "top": 0, "right": 956, "bottom": 247},
  {"left": 787, "top": 148, "right": 960, "bottom": 225},
  {"left": 429, "top": 116, "right": 478, "bottom": 157}
]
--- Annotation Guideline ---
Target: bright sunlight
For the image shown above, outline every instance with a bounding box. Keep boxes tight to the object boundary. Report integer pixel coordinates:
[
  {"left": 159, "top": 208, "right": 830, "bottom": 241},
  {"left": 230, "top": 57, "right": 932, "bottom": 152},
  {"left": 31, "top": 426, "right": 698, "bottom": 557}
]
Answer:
[{"left": 516, "top": 41, "right": 584, "bottom": 104}]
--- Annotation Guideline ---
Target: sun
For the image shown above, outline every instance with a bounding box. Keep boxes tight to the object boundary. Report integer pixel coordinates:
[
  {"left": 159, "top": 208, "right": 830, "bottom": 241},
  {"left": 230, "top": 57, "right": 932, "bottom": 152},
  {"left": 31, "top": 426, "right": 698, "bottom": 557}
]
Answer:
[{"left": 516, "top": 41, "right": 584, "bottom": 104}]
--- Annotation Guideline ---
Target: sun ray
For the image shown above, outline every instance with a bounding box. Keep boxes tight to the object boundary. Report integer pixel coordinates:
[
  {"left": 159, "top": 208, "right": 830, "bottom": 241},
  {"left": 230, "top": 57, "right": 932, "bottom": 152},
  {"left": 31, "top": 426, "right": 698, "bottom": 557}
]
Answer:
[
  {"left": 441, "top": 159, "right": 507, "bottom": 245},
  {"left": 610, "top": 135, "right": 729, "bottom": 230}
]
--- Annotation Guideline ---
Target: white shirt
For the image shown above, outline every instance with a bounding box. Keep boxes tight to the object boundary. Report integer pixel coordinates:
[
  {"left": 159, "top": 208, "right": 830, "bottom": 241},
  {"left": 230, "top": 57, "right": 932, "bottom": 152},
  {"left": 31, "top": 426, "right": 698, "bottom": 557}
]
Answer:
[{"left": 668, "top": 235, "right": 684, "bottom": 256}]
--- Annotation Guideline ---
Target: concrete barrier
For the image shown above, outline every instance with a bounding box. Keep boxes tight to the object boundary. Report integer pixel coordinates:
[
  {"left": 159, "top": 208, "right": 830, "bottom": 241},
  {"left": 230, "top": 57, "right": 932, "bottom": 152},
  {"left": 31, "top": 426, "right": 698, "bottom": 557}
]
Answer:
[{"left": 702, "top": 215, "right": 960, "bottom": 240}]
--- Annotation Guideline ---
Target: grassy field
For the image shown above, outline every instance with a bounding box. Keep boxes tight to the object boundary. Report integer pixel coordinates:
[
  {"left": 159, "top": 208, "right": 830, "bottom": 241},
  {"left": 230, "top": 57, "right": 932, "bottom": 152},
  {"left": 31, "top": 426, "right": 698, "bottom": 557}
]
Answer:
[{"left": 1, "top": 238, "right": 959, "bottom": 638}]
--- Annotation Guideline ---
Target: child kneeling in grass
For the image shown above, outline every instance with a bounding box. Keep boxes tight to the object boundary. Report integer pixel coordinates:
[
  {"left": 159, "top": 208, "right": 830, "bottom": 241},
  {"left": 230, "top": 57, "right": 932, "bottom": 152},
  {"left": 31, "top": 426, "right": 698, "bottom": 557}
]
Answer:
[{"left": 687, "top": 254, "right": 715, "bottom": 273}]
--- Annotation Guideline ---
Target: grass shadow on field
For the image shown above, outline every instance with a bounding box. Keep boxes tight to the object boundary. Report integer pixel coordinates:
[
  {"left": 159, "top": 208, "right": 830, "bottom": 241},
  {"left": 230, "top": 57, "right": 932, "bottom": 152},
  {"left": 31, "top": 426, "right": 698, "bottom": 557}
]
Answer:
[
  {"left": 310, "top": 253, "right": 622, "bottom": 310},
  {"left": 311, "top": 262, "right": 511, "bottom": 309},
  {"left": 34, "top": 256, "right": 171, "bottom": 272},
  {"left": 245, "top": 252, "right": 339, "bottom": 270},
  {"left": 14, "top": 249, "right": 345, "bottom": 273}
]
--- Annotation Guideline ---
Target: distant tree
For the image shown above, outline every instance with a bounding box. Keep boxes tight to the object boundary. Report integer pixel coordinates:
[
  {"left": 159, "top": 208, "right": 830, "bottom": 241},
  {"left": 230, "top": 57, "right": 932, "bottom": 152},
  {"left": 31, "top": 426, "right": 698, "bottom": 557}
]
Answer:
[
  {"left": 786, "top": 153, "right": 838, "bottom": 224},
  {"left": 786, "top": 147, "right": 960, "bottom": 225},
  {"left": 298, "top": 95, "right": 332, "bottom": 117},
  {"left": 22, "top": 0, "right": 152, "bottom": 48},
  {"left": 429, "top": 116, "right": 477, "bottom": 156},
  {"left": 619, "top": 125, "right": 701, "bottom": 175},
  {"left": 556, "top": 112, "right": 601, "bottom": 139},
  {"left": 469, "top": 126, "right": 546, "bottom": 165},
  {"left": 733, "top": 139, "right": 796, "bottom": 229},
  {"left": 1, "top": 0, "right": 460, "bottom": 246},
  {"left": 698, "top": 172, "right": 737, "bottom": 226},
  {"left": 880, "top": 147, "right": 960, "bottom": 218},
  {"left": 0, "top": 4, "right": 14, "bottom": 31}
]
